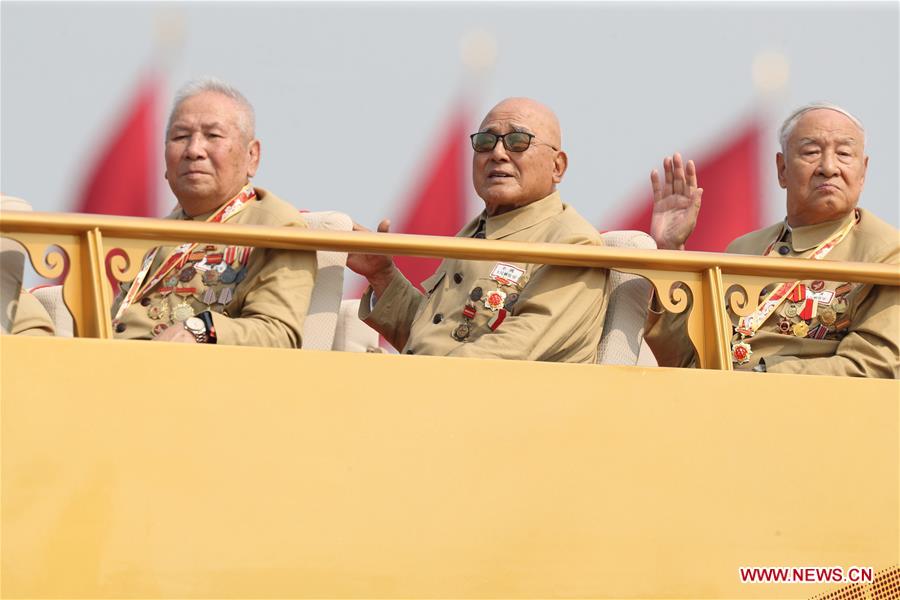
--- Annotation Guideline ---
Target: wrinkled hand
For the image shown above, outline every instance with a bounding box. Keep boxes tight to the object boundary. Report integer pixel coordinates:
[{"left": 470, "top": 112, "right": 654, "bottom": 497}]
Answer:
[
  {"left": 649, "top": 152, "right": 703, "bottom": 250},
  {"left": 152, "top": 323, "right": 197, "bottom": 343},
  {"left": 346, "top": 219, "right": 399, "bottom": 296}
]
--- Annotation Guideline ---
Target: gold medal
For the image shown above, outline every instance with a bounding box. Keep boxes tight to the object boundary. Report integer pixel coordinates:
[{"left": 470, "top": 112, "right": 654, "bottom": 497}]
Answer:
[
  {"left": 818, "top": 306, "right": 837, "bottom": 326},
  {"left": 792, "top": 321, "right": 810, "bottom": 338},
  {"left": 172, "top": 301, "right": 194, "bottom": 322}
]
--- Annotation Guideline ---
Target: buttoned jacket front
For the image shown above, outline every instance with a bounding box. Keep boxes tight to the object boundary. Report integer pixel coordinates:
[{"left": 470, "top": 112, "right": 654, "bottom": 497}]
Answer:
[{"left": 360, "top": 192, "right": 609, "bottom": 363}]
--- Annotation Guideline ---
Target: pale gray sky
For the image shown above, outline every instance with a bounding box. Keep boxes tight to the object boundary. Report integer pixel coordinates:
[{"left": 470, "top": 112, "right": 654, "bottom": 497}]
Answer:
[{"left": 3, "top": 1, "right": 897, "bottom": 238}]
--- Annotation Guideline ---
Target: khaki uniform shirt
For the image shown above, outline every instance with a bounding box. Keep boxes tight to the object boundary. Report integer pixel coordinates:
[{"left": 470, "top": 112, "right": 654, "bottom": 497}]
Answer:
[
  {"left": 10, "top": 290, "right": 55, "bottom": 336},
  {"left": 360, "top": 192, "right": 608, "bottom": 363},
  {"left": 645, "top": 208, "right": 899, "bottom": 378},
  {"left": 112, "top": 187, "right": 316, "bottom": 348}
]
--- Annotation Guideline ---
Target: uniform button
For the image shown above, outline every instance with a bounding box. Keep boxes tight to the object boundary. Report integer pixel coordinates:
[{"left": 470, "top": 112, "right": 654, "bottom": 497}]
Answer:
[
  {"left": 405, "top": 349, "right": 414, "bottom": 355},
  {"left": 778, "top": 245, "right": 791, "bottom": 255},
  {"left": 140, "top": 297, "right": 151, "bottom": 306},
  {"left": 453, "top": 273, "right": 463, "bottom": 284},
  {"left": 433, "top": 313, "right": 443, "bottom": 324},
  {"left": 115, "top": 322, "right": 126, "bottom": 333}
]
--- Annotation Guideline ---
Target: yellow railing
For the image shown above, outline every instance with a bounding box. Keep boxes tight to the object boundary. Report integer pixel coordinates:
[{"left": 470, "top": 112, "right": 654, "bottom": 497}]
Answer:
[{"left": 2, "top": 211, "right": 898, "bottom": 369}]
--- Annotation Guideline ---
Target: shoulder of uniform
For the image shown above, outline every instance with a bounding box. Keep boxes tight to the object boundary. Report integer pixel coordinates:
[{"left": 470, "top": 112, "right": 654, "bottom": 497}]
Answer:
[
  {"left": 855, "top": 208, "right": 899, "bottom": 262},
  {"left": 726, "top": 222, "right": 782, "bottom": 254},
  {"left": 546, "top": 203, "right": 604, "bottom": 246},
  {"left": 241, "top": 187, "right": 307, "bottom": 227}
]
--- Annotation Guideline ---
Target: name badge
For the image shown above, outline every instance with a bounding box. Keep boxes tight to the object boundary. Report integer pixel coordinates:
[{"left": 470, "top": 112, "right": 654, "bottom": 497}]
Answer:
[
  {"left": 811, "top": 290, "right": 834, "bottom": 305},
  {"left": 490, "top": 263, "right": 525, "bottom": 286}
]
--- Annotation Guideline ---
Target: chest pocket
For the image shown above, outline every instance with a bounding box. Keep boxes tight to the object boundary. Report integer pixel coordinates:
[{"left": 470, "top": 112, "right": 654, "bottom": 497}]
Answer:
[{"left": 420, "top": 272, "right": 446, "bottom": 296}]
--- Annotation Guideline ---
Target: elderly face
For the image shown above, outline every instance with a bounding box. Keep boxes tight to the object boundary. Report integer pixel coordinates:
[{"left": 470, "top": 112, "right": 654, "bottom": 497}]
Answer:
[
  {"left": 165, "top": 91, "right": 260, "bottom": 215},
  {"left": 472, "top": 98, "right": 567, "bottom": 216},
  {"left": 777, "top": 108, "right": 868, "bottom": 227}
]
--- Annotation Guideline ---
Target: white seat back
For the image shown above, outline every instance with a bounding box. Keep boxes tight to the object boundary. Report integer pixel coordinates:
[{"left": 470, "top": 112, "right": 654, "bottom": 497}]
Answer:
[
  {"left": 596, "top": 230, "right": 657, "bottom": 366},
  {"left": 29, "top": 285, "right": 74, "bottom": 337},
  {"left": 300, "top": 211, "right": 353, "bottom": 350},
  {"left": 1, "top": 196, "right": 32, "bottom": 334}
]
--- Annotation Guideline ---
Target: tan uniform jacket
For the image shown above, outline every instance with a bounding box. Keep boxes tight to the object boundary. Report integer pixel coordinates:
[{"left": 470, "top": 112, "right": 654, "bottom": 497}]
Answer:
[
  {"left": 360, "top": 192, "right": 609, "bottom": 363},
  {"left": 645, "top": 208, "right": 899, "bottom": 378},
  {"left": 112, "top": 187, "right": 316, "bottom": 348},
  {"left": 10, "top": 290, "right": 55, "bottom": 336}
]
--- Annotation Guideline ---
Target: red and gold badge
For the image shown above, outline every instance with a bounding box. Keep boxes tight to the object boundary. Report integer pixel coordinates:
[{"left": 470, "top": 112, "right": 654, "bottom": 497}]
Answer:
[
  {"left": 731, "top": 340, "right": 752, "bottom": 365},
  {"left": 483, "top": 289, "right": 507, "bottom": 311}
]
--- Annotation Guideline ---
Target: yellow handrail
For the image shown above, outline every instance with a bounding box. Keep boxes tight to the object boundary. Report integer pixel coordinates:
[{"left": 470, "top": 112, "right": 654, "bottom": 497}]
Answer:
[{"left": 2, "top": 211, "right": 897, "bottom": 369}]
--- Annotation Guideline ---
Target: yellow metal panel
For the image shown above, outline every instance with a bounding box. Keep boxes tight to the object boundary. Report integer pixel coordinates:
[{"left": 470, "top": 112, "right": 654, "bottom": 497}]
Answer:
[{"left": 2, "top": 337, "right": 898, "bottom": 598}]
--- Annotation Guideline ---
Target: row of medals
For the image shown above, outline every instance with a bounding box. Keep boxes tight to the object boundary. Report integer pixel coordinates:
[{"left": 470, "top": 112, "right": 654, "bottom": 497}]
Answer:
[
  {"left": 775, "top": 281, "right": 852, "bottom": 339},
  {"left": 451, "top": 285, "right": 520, "bottom": 342},
  {"left": 145, "top": 259, "right": 248, "bottom": 335},
  {"left": 733, "top": 280, "right": 852, "bottom": 364}
]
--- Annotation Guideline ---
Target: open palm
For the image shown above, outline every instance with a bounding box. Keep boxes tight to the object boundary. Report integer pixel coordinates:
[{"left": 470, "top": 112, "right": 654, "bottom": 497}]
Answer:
[{"left": 649, "top": 152, "right": 703, "bottom": 250}]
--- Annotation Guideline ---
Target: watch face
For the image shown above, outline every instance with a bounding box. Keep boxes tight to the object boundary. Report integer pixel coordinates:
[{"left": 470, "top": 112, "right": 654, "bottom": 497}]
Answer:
[{"left": 184, "top": 316, "right": 205, "bottom": 333}]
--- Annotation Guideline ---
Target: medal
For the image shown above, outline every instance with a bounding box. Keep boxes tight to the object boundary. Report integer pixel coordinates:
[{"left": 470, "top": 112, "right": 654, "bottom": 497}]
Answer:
[
  {"left": 791, "top": 321, "right": 810, "bottom": 338},
  {"left": 202, "top": 269, "right": 219, "bottom": 285},
  {"left": 731, "top": 340, "right": 752, "bottom": 365},
  {"left": 178, "top": 266, "right": 196, "bottom": 282},
  {"left": 784, "top": 303, "right": 799, "bottom": 318},
  {"left": 172, "top": 301, "right": 194, "bottom": 322},
  {"left": 152, "top": 323, "right": 169, "bottom": 336},
  {"left": 202, "top": 287, "right": 217, "bottom": 305},
  {"left": 233, "top": 267, "right": 247, "bottom": 284},
  {"left": 810, "top": 280, "right": 825, "bottom": 292},
  {"left": 818, "top": 306, "right": 837, "bottom": 325},
  {"left": 833, "top": 298, "right": 849, "bottom": 313},
  {"left": 148, "top": 302, "right": 168, "bottom": 321},
  {"left": 218, "top": 287, "right": 234, "bottom": 305},
  {"left": 483, "top": 289, "right": 507, "bottom": 311},
  {"left": 778, "top": 318, "right": 791, "bottom": 334},
  {"left": 164, "top": 275, "right": 178, "bottom": 288},
  {"left": 220, "top": 266, "right": 237, "bottom": 284},
  {"left": 452, "top": 323, "right": 471, "bottom": 341}
]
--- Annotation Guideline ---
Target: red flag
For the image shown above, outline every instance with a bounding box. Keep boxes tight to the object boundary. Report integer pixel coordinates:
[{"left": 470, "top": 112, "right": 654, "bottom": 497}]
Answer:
[
  {"left": 74, "top": 73, "right": 161, "bottom": 217},
  {"left": 352, "top": 103, "right": 470, "bottom": 297},
  {"left": 389, "top": 103, "right": 470, "bottom": 291},
  {"left": 613, "top": 119, "right": 762, "bottom": 252}
]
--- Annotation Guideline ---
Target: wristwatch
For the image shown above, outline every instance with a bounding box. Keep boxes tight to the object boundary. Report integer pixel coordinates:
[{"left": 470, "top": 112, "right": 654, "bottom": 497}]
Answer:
[{"left": 183, "top": 311, "right": 217, "bottom": 344}]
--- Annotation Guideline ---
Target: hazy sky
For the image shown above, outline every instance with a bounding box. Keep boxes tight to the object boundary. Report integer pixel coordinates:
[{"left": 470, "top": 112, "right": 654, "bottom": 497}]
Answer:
[{"left": 3, "top": 1, "right": 898, "bottom": 237}]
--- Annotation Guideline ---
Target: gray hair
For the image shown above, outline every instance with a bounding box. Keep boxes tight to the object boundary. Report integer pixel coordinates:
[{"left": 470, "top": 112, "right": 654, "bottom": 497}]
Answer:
[
  {"left": 778, "top": 103, "right": 865, "bottom": 152},
  {"left": 166, "top": 77, "right": 256, "bottom": 141}
]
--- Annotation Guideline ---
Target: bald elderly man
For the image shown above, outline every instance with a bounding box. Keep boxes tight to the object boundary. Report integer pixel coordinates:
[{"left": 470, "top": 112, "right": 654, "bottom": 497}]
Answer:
[
  {"left": 645, "top": 103, "right": 899, "bottom": 378},
  {"left": 348, "top": 97, "right": 690, "bottom": 362}
]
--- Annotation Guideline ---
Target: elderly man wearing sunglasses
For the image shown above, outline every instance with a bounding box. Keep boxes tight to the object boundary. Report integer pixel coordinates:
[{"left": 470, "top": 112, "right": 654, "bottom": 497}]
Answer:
[{"left": 348, "top": 97, "right": 693, "bottom": 362}]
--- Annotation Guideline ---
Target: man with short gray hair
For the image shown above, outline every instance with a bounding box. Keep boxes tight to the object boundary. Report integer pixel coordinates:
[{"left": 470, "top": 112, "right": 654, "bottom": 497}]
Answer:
[
  {"left": 112, "top": 77, "right": 317, "bottom": 347},
  {"left": 645, "top": 103, "right": 898, "bottom": 377}
]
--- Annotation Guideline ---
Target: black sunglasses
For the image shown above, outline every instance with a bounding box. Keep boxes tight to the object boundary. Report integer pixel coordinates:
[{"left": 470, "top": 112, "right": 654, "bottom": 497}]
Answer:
[{"left": 470, "top": 131, "right": 558, "bottom": 153}]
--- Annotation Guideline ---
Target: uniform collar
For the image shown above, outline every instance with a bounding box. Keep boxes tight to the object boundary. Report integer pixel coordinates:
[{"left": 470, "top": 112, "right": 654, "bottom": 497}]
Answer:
[
  {"left": 476, "top": 191, "right": 563, "bottom": 240},
  {"left": 786, "top": 210, "right": 857, "bottom": 252},
  {"left": 168, "top": 185, "right": 261, "bottom": 221}
]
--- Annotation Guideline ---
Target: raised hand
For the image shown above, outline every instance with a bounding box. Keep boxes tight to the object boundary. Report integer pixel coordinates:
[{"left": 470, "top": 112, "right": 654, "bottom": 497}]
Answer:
[
  {"left": 346, "top": 219, "right": 399, "bottom": 296},
  {"left": 649, "top": 152, "right": 703, "bottom": 251}
]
